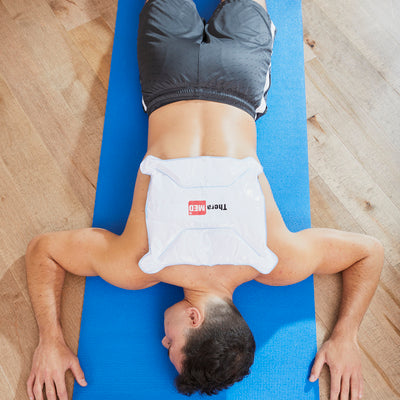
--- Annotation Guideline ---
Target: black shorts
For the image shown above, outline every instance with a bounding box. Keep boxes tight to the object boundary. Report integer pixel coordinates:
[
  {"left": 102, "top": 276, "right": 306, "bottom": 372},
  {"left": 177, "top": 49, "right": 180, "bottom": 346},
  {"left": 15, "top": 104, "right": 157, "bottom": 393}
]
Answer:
[{"left": 137, "top": 0, "right": 276, "bottom": 121}]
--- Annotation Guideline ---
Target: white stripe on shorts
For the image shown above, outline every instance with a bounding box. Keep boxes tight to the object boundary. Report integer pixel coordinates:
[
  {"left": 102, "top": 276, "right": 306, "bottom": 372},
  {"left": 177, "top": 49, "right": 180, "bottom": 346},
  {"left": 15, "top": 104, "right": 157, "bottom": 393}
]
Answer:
[
  {"left": 142, "top": 95, "right": 148, "bottom": 112},
  {"left": 255, "top": 20, "right": 276, "bottom": 117}
]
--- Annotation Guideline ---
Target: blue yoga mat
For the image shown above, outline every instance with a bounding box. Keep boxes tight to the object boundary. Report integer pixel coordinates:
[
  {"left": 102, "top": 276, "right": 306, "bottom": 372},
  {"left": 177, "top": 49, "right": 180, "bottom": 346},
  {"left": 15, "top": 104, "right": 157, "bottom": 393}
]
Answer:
[{"left": 73, "top": 0, "right": 319, "bottom": 399}]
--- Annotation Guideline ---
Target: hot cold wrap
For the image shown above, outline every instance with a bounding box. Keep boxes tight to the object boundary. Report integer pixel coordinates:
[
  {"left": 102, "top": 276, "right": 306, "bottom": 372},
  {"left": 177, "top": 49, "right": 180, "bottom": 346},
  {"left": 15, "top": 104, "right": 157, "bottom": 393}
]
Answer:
[{"left": 138, "top": 155, "right": 278, "bottom": 274}]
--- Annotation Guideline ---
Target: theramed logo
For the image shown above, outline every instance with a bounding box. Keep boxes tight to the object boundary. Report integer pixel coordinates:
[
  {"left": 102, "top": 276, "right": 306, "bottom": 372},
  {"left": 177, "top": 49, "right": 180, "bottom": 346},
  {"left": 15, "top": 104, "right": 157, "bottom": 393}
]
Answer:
[{"left": 188, "top": 200, "right": 228, "bottom": 215}]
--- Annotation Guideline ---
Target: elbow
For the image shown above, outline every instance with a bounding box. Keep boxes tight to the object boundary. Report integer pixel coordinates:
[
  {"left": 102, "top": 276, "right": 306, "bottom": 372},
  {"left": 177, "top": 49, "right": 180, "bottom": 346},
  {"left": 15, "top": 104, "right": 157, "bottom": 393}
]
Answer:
[
  {"left": 370, "top": 237, "right": 384, "bottom": 258},
  {"left": 366, "top": 236, "right": 385, "bottom": 272},
  {"left": 26, "top": 233, "right": 51, "bottom": 261}
]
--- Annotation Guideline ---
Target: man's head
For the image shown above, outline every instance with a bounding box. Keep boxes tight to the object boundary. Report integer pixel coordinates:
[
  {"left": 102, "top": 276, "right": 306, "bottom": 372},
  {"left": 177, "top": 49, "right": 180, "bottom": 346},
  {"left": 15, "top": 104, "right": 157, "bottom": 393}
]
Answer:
[{"left": 162, "top": 295, "right": 256, "bottom": 396}]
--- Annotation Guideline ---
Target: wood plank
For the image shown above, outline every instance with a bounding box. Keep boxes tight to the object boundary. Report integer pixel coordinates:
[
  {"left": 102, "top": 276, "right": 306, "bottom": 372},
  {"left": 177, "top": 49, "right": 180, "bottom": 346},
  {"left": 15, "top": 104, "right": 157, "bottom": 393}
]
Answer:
[
  {"left": 311, "top": 0, "right": 400, "bottom": 93},
  {"left": 96, "top": 1, "right": 118, "bottom": 32},
  {"left": 362, "top": 0, "right": 400, "bottom": 47},
  {"left": 303, "top": 42, "right": 316, "bottom": 63},
  {"left": 0, "top": 356, "right": 13, "bottom": 400},
  {"left": 0, "top": 158, "right": 39, "bottom": 267},
  {"left": 0, "top": 72, "right": 90, "bottom": 235},
  {"left": 0, "top": 3, "right": 104, "bottom": 213},
  {"left": 48, "top": 0, "right": 118, "bottom": 32},
  {"left": 1, "top": 0, "right": 42, "bottom": 16},
  {"left": 304, "top": 36, "right": 400, "bottom": 213},
  {"left": 310, "top": 175, "right": 361, "bottom": 232},
  {"left": 308, "top": 114, "right": 400, "bottom": 266},
  {"left": 303, "top": 0, "right": 400, "bottom": 155},
  {"left": 0, "top": 258, "right": 39, "bottom": 399},
  {"left": 69, "top": 17, "right": 114, "bottom": 90},
  {"left": 47, "top": 0, "right": 101, "bottom": 32},
  {"left": 5, "top": 1, "right": 107, "bottom": 122}
]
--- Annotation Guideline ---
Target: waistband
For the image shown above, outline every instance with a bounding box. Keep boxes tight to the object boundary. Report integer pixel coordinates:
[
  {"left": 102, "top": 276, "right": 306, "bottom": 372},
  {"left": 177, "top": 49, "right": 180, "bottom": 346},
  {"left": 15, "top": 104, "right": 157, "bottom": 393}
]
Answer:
[{"left": 145, "top": 86, "right": 257, "bottom": 120}]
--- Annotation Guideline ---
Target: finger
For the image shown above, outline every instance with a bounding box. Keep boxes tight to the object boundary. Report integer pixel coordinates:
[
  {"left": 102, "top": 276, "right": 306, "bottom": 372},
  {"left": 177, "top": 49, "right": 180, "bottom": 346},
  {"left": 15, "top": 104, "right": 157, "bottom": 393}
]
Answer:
[
  {"left": 309, "top": 351, "right": 326, "bottom": 382},
  {"left": 54, "top": 373, "right": 68, "bottom": 400},
  {"left": 45, "top": 378, "right": 57, "bottom": 400},
  {"left": 339, "top": 374, "right": 350, "bottom": 400},
  {"left": 330, "top": 370, "right": 341, "bottom": 400},
  {"left": 33, "top": 377, "right": 44, "bottom": 400},
  {"left": 358, "top": 373, "right": 364, "bottom": 399},
  {"left": 27, "top": 372, "right": 35, "bottom": 400},
  {"left": 70, "top": 358, "right": 88, "bottom": 387},
  {"left": 350, "top": 374, "right": 360, "bottom": 400}
]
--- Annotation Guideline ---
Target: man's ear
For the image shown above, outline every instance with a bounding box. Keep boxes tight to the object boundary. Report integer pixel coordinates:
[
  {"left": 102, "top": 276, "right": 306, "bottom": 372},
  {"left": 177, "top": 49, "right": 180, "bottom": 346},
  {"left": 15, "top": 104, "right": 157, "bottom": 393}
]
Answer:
[{"left": 187, "top": 307, "right": 203, "bottom": 328}]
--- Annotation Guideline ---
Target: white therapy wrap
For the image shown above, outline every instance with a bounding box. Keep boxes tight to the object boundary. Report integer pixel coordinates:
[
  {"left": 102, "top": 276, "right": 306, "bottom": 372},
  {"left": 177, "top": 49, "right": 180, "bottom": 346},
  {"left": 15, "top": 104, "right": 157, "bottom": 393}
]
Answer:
[{"left": 138, "top": 155, "right": 278, "bottom": 274}]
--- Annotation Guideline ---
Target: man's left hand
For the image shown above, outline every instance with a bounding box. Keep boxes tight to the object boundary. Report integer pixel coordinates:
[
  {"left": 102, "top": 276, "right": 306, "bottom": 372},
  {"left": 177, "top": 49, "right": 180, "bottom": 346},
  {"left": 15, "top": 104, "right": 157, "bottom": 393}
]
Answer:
[{"left": 309, "top": 334, "right": 363, "bottom": 400}]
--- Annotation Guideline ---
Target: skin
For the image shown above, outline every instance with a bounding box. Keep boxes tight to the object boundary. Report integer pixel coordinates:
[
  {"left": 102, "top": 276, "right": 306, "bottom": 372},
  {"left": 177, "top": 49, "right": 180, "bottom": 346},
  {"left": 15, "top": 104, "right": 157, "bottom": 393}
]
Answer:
[
  {"left": 162, "top": 294, "right": 206, "bottom": 373},
  {"left": 25, "top": 1, "right": 384, "bottom": 400}
]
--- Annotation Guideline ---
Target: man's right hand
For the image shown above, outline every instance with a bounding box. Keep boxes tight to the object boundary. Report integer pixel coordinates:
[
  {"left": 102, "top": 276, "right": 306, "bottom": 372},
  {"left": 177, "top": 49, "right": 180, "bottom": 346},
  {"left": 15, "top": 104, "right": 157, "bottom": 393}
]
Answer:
[{"left": 27, "top": 337, "right": 87, "bottom": 400}]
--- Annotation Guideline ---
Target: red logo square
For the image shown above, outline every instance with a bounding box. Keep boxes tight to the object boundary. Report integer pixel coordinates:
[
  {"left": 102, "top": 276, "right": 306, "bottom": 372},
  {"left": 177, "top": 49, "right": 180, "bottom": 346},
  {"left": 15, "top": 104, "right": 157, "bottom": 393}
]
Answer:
[{"left": 188, "top": 200, "right": 206, "bottom": 215}]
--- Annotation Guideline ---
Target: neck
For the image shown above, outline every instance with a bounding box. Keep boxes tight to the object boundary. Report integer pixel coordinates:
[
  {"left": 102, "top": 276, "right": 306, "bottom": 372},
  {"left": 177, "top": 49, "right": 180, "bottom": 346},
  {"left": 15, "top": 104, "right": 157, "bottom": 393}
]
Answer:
[
  {"left": 154, "top": 263, "right": 259, "bottom": 295},
  {"left": 183, "top": 285, "right": 233, "bottom": 310}
]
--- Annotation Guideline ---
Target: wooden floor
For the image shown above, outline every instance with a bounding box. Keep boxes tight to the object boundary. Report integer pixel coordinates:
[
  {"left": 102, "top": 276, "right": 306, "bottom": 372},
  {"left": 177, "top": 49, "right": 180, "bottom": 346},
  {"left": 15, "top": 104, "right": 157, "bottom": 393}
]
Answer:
[{"left": 0, "top": 0, "right": 399, "bottom": 399}]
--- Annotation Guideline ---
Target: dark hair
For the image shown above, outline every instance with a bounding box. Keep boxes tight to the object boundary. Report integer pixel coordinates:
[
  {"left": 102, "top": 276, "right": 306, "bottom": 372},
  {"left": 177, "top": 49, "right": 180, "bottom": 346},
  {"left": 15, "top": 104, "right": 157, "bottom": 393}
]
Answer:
[{"left": 175, "top": 297, "right": 256, "bottom": 396}]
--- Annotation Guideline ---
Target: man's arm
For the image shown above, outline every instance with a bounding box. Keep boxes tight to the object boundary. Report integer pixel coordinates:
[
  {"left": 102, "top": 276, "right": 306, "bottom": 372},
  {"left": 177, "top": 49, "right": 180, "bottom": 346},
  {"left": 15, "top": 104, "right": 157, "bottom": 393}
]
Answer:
[
  {"left": 257, "top": 228, "right": 384, "bottom": 400},
  {"left": 25, "top": 228, "right": 157, "bottom": 400},
  {"left": 302, "top": 229, "right": 384, "bottom": 400},
  {"left": 294, "top": 228, "right": 384, "bottom": 340}
]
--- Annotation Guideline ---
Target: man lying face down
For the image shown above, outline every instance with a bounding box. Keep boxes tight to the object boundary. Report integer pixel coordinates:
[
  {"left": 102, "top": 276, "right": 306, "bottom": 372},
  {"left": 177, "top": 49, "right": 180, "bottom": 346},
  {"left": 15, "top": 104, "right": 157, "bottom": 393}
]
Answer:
[{"left": 25, "top": 0, "right": 384, "bottom": 399}]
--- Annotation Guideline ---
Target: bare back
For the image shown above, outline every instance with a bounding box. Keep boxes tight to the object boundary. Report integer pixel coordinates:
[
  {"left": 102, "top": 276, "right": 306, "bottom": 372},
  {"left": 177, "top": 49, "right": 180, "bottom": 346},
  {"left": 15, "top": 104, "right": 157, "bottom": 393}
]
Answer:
[
  {"left": 122, "top": 100, "right": 292, "bottom": 291},
  {"left": 37, "top": 96, "right": 378, "bottom": 295}
]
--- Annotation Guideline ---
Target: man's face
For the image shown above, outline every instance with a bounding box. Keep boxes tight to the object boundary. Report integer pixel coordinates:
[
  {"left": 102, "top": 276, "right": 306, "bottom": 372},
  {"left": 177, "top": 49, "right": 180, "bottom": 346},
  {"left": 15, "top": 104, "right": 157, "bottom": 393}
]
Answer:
[{"left": 162, "top": 301, "right": 191, "bottom": 373}]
